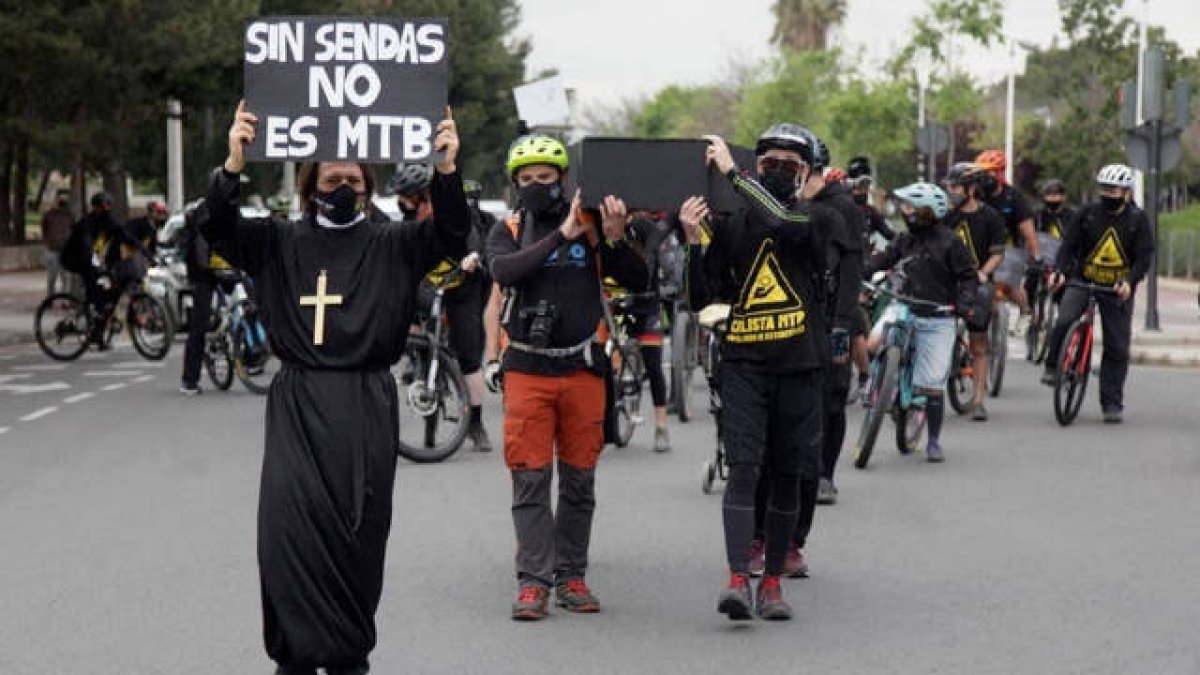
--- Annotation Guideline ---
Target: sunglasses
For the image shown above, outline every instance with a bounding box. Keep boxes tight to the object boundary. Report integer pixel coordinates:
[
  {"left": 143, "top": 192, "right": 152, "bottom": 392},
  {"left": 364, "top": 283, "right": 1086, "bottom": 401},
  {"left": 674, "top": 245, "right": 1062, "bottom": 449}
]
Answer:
[{"left": 759, "top": 157, "right": 802, "bottom": 175}]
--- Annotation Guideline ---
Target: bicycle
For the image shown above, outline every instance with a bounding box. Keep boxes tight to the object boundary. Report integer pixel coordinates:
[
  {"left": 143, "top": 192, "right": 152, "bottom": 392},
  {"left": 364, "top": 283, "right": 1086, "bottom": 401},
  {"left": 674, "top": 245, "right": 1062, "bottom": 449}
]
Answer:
[
  {"left": 697, "top": 303, "right": 730, "bottom": 494},
  {"left": 203, "top": 272, "right": 277, "bottom": 394},
  {"left": 34, "top": 272, "right": 174, "bottom": 362},
  {"left": 1051, "top": 281, "right": 1117, "bottom": 427},
  {"left": 854, "top": 281, "right": 955, "bottom": 469},
  {"left": 395, "top": 268, "right": 472, "bottom": 463},
  {"left": 1025, "top": 262, "right": 1058, "bottom": 365},
  {"left": 986, "top": 285, "right": 1009, "bottom": 398},
  {"left": 606, "top": 291, "right": 657, "bottom": 448}
]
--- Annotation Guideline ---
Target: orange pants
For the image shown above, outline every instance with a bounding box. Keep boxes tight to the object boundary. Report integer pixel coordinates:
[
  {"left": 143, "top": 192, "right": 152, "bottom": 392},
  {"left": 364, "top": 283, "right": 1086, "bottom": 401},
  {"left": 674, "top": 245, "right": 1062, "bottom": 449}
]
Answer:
[{"left": 503, "top": 370, "right": 605, "bottom": 471}]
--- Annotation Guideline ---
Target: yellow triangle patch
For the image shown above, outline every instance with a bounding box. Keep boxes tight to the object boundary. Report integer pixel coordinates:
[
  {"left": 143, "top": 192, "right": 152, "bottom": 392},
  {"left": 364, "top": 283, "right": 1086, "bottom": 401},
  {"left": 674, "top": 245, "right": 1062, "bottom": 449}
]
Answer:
[
  {"left": 955, "top": 221, "right": 978, "bottom": 266},
  {"left": 1087, "top": 228, "right": 1127, "bottom": 268},
  {"left": 737, "top": 242, "right": 802, "bottom": 315}
]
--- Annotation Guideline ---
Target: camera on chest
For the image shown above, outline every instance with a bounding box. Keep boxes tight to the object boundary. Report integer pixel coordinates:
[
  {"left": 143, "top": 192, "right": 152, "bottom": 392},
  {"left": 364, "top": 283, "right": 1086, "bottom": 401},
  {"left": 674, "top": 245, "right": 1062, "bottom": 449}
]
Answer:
[{"left": 519, "top": 300, "right": 558, "bottom": 349}]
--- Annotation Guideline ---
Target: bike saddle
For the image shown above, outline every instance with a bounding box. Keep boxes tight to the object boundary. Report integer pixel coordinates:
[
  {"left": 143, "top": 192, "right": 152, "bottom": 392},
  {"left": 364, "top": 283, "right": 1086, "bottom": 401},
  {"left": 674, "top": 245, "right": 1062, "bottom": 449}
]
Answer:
[{"left": 698, "top": 304, "right": 731, "bottom": 329}]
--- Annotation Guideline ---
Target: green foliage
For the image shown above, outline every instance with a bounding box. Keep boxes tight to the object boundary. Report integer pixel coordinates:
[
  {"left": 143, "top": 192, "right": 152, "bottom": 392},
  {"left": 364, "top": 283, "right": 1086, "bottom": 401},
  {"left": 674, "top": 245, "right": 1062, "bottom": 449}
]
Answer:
[
  {"left": 1161, "top": 203, "right": 1200, "bottom": 231},
  {"left": 633, "top": 86, "right": 726, "bottom": 139},
  {"left": 732, "top": 50, "right": 840, "bottom": 147},
  {"left": 824, "top": 79, "right": 915, "bottom": 187},
  {"left": 770, "top": 0, "right": 847, "bottom": 52}
]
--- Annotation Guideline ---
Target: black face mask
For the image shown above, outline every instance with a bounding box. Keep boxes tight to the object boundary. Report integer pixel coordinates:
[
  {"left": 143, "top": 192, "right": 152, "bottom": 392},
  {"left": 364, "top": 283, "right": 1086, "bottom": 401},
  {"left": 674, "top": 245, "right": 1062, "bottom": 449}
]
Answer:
[
  {"left": 978, "top": 174, "right": 999, "bottom": 198},
  {"left": 904, "top": 211, "right": 935, "bottom": 231},
  {"left": 1100, "top": 195, "right": 1125, "bottom": 213},
  {"left": 312, "top": 184, "right": 364, "bottom": 225},
  {"left": 519, "top": 182, "right": 566, "bottom": 218},
  {"left": 1044, "top": 200, "right": 1064, "bottom": 213},
  {"left": 852, "top": 193, "right": 868, "bottom": 206},
  {"left": 760, "top": 168, "right": 798, "bottom": 202},
  {"left": 948, "top": 190, "right": 967, "bottom": 209}
]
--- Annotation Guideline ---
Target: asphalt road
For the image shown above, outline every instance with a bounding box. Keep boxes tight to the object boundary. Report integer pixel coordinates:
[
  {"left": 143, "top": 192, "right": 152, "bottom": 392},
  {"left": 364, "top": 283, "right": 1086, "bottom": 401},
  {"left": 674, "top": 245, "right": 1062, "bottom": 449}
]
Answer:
[{"left": 1, "top": 339, "right": 1198, "bottom": 674}]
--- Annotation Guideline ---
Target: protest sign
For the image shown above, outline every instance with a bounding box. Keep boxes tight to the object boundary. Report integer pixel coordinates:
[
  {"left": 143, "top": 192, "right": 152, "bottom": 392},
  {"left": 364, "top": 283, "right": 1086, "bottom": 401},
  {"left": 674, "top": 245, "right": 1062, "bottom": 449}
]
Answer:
[
  {"left": 578, "top": 138, "right": 708, "bottom": 210},
  {"left": 243, "top": 16, "right": 448, "bottom": 163},
  {"left": 513, "top": 76, "right": 571, "bottom": 129}
]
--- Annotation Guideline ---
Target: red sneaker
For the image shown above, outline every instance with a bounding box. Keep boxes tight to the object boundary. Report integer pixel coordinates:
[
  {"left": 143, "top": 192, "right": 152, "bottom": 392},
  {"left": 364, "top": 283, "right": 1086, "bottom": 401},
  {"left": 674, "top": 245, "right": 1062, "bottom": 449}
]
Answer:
[
  {"left": 554, "top": 578, "right": 600, "bottom": 613},
  {"left": 717, "top": 572, "right": 754, "bottom": 621},
  {"left": 511, "top": 585, "right": 549, "bottom": 621},
  {"left": 756, "top": 575, "right": 793, "bottom": 620},
  {"left": 785, "top": 546, "right": 809, "bottom": 578}
]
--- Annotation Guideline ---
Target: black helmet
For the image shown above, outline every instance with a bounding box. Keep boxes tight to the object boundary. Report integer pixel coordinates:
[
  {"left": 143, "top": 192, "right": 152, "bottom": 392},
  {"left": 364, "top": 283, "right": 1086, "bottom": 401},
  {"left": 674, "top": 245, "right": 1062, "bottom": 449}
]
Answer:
[
  {"left": 944, "top": 162, "right": 985, "bottom": 187},
  {"left": 90, "top": 191, "right": 114, "bottom": 209},
  {"left": 754, "top": 123, "right": 814, "bottom": 164},
  {"left": 387, "top": 163, "right": 434, "bottom": 197},
  {"left": 1041, "top": 179, "right": 1066, "bottom": 195},
  {"left": 805, "top": 131, "right": 831, "bottom": 171},
  {"left": 847, "top": 156, "right": 872, "bottom": 179}
]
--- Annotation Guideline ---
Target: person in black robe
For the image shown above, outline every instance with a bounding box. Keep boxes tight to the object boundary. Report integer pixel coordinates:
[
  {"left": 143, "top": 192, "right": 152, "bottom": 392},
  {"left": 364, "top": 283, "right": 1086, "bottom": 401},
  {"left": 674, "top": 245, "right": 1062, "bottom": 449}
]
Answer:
[{"left": 196, "top": 102, "right": 468, "bottom": 675}]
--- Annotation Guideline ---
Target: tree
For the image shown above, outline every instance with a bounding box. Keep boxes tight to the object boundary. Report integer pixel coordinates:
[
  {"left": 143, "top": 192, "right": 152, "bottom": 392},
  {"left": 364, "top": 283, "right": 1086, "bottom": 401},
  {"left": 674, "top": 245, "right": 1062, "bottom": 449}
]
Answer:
[
  {"left": 733, "top": 50, "right": 840, "bottom": 148},
  {"left": 770, "top": 0, "right": 847, "bottom": 52},
  {"left": 824, "top": 79, "right": 916, "bottom": 188}
]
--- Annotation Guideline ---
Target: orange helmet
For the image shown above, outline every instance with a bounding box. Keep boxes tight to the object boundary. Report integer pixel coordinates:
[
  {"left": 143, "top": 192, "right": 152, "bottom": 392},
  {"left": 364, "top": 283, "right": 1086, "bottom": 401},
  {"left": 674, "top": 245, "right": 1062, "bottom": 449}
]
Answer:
[
  {"left": 975, "top": 150, "right": 1007, "bottom": 173},
  {"left": 825, "top": 167, "right": 847, "bottom": 183}
]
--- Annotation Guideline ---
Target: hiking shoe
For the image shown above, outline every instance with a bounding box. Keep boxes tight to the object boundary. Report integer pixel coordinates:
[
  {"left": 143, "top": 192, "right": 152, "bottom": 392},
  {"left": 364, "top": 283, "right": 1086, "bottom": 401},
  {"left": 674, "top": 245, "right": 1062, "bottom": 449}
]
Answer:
[
  {"left": 747, "top": 539, "right": 765, "bottom": 577},
  {"left": 554, "top": 578, "right": 600, "bottom": 613},
  {"left": 816, "top": 477, "right": 838, "bottom": 505},
  {"left": 717, "top": 573, "right": 754, "bottom": 621},
  {"left": 1040, "top": 370, "right": 1057, "bottom": 387},
  {"left": 845, "top": 385, "right": 860, "bottom": 406},
  {"left": 179, "top": 383, "right": 201, "bottom": 396},
  {"left": 511, "top": 585, "right": 549, "bottom": 621},
  {"left": 785, "top": 546, "right": 809, "bottom": 578},
  {"left": 1102, "top": 407, "right": 1123, "bottom": 424},
  {"left": 972, "top": 403, "right": 988, "bottom": 422},
  {"left": 470, "top": 425, "right": 493, "bottom": 452},
  {"left": 926, "top": 439, "right": 945, "bottom": 463},
  {"left": 755, "top": 575, "right": 793, "bottom": 621},
  {"left": 653, "top": 427, "right": 671, "bottom": 453}
]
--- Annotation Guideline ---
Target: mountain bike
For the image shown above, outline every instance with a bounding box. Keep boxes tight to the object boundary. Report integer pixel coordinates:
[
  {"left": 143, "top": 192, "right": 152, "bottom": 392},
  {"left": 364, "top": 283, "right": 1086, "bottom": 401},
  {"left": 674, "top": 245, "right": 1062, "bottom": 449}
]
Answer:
[
  {"left": 854, "top": 281, "right": 955, "bottom": 469},
  {"left": 668, "top": 297, "right": 701, "bottom": 423},
  {"left": 606, "top": 291, "right": 657, "bottom": 448},
  {"left": 395, "top": 269, "right": 472, "bottom": 463},
  {"left": 34, "top": 272, "right": 174, "bottom": 362},
  {"left": 988, "top": 285, "right": 1009, "bottom": 397},
  {"left": 946, "top": 318, "right": 976, "bottom": 415},
  {"left": 1025, "top": 262, "right": 1058, "bottom": 365},
  {"left": 1052, "top": 282, "right": 1117, "bottom": 427}
]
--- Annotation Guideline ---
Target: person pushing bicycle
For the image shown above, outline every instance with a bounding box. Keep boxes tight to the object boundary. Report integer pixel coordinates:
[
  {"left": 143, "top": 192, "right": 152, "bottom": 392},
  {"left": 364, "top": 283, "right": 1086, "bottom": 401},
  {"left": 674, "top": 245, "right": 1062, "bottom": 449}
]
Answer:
[
  {"left": 1042, "top": 164, "right": 1154, "bottom": 424},
  {"left": 865, "top": 183, "right": 976, "bottom": 463}
]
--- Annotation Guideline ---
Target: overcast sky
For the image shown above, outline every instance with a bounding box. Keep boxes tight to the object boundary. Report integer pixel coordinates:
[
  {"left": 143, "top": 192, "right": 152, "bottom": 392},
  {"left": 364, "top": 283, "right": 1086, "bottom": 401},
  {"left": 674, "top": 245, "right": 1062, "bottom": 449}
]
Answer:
[{"left": 516, "top": 0, "right": 1200, "bottom": 106}]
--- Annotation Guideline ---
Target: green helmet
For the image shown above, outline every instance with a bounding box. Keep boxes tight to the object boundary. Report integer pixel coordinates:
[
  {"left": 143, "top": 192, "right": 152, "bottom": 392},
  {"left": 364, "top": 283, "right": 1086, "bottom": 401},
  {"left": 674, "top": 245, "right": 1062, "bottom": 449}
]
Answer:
[
  {"left": 505, "top": 135, "right": 569, "bottom": 178},
  {"left": 463, "top": 179, "right": 483, "bottom": 200}
]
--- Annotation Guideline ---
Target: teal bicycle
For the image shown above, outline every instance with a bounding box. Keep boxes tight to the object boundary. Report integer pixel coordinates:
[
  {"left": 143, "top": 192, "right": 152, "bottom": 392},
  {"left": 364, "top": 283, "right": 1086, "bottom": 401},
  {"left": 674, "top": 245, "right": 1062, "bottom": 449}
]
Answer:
[{"left": 854, "top": 279, "right": 956, "bottom": 470}]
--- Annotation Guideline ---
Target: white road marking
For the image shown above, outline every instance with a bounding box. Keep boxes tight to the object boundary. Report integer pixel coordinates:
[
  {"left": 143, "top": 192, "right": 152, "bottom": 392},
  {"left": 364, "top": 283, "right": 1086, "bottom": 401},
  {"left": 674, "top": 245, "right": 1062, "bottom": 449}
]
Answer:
[
  {"left": 113, "top": 361, "right": 165, "bottom": 369},
  {"left": 101, "top": 383, "right": 127, "bottom": 392},
  {"left": 0, "top": 382, "right": 71, "bottom": 395},
  {"left": 0, "top": 426, "right": 9, "bottom": 434},
  {"left": 0, "top": 374, "right": 34, "bottom": 384},
  {"left": 0, "top": 355, "right": 15, "bottom": 360},
  {"left": 131, "top": 375, "right": 156, "bottom": 384},
  {"left": 83, "top": 371, "right": 143, "bottom": 378},
  {"left": 20, "top": 407, "right": 58, "bottom": 422},
  {"left": 12, "top": 364, "right": 68, "bottom": 372},
  {"left": 64, "top": 392, "right": 95, "bottom": 404}
]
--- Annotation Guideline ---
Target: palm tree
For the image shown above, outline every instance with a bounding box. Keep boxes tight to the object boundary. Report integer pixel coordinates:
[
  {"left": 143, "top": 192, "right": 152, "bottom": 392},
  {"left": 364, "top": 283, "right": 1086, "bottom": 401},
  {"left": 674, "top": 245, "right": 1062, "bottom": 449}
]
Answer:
[{"left": 771, "top": 0, "right": 848, "bottom": 52}]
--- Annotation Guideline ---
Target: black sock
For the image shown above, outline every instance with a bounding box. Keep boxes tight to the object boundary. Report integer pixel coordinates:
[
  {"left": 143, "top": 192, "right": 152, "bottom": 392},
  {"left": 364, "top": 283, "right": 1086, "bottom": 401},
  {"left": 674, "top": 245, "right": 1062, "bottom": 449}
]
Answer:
[
  {"left": 858, "top": 371, "right": 869, "bottom": 385},
  {"left": 470, "top": 405, "right": 482, "bottom": 427},
  {"left": 927, "top": 395, "right": 944, "bottom": 441}
]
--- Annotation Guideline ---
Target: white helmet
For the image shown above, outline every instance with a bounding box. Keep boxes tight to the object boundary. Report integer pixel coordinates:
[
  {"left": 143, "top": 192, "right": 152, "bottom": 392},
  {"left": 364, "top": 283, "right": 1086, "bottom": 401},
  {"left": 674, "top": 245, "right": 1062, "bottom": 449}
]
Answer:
[{"left": 1096, "top": 164, "right": 1134, "bottom": 189}]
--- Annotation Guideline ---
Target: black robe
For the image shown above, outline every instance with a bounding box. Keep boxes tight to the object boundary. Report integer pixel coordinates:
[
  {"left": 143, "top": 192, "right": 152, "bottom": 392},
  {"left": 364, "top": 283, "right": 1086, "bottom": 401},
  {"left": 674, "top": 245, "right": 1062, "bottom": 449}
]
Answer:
[{"left": 198, "top": 168, "right": 468, "bottom": 669}]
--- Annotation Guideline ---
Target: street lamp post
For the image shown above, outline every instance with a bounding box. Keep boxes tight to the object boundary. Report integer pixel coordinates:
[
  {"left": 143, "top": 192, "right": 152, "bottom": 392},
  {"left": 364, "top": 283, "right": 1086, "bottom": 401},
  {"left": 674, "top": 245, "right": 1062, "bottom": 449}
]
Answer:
[{"left": 1004, "top": 39, "right": 1016, "bottom": 185}]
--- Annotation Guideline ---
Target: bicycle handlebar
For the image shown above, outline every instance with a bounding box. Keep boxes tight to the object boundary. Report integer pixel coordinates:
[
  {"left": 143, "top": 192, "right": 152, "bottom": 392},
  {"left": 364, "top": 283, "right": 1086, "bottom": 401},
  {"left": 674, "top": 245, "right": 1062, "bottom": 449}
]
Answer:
[
  {"left": 1064, "top": 281, "right": 1119, "bottom": 295},
  {"left": 861, "top": 281, "right": 955, "bottom": 315}
]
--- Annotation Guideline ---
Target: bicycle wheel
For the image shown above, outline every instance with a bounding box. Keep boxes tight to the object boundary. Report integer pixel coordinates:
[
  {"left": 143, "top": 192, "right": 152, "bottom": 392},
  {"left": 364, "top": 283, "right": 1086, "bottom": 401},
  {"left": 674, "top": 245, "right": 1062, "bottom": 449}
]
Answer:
[
  {"left": 895, "top": 403, "right": 928, "bottom": 455},
  {"left": 127, "top": 292, "right": 174, "bottom": 360},
  {"left": 1053, "top": 320, "right": 1091, "bottom": 427},
  {"left": 988, "top": 305, "right": 1007, "bottom": 397},
  {"left": 1036, "top": 303, "right": 1057, "bottom": 365},
  {"left": 670, "top": 312, "right": 696, "bottom": 423},
  {"left": 204, "top": 335, "right": 234, "bottom": 391},
  {"left": 946, "top": 334, "right": 974, "bottom": 415},
  {"left": 396, "top": 336, "right": 471, "bottom": 463},
  {"left": 1025, "top": 293, "right": 1045, "bottom": 362},
  {"left": 613, "top": 346, "right": 644, "bottom": 448},
  {"left": 854, "top": 345, "right": 900, "bottom": 469},
  {"left": 34, "top": 293, "right": 90, "bottom": 361},
  {"left": 232, "top": 316, "right": 279, "bottom": 395}
]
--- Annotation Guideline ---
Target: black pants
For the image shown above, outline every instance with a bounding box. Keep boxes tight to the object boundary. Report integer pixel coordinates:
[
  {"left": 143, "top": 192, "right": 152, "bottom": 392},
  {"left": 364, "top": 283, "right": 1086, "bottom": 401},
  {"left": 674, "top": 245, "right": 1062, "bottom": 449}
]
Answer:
[
  {"left": 721, "top": 363, "right": 822, "bottom": 576},
  {"left": 182, "top": 278, "right": 214, "bottom": 388},
  {"left": 1045, "top": 284, "right": 1133, "bottom": 411},
  {"left": 444, "top": 284, "right": 485, "bottom": 376}
]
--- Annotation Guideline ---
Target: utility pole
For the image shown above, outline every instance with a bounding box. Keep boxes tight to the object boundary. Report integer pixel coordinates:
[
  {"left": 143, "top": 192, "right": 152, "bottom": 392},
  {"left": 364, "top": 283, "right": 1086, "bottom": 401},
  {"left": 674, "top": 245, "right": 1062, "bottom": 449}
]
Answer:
[{"left": 166, "top": 99, "right": 184, "bottom": 213}]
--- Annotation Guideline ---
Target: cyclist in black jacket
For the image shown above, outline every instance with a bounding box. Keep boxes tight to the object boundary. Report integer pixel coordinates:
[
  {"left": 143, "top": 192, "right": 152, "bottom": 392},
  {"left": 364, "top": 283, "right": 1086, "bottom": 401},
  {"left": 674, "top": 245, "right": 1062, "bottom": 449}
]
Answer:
[
  {"left": 682, "top": 125, "right": 829, "bottom": 622},
  {"left": 865, "top": 183, "right": 975, "bottom": 463},
  {"left": 1043, "top": 164, "right": 1153, "bottom": 423}
]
